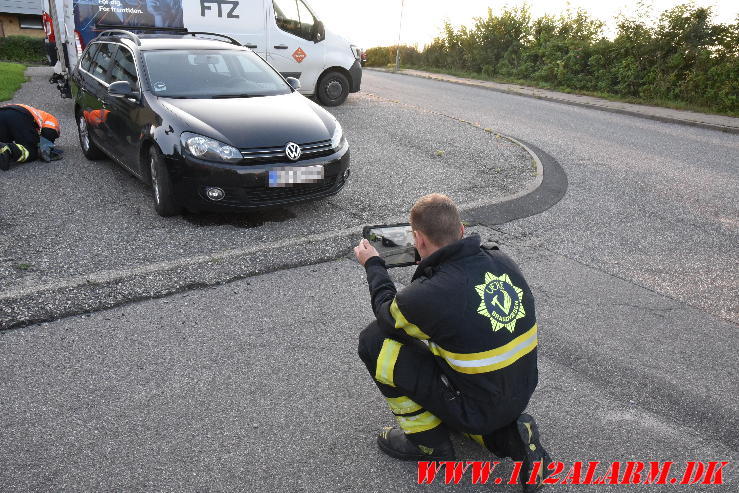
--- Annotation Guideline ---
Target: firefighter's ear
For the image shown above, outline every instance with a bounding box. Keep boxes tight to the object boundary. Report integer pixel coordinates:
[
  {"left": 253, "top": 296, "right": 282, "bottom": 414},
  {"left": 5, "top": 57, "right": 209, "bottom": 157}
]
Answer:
[{"left": 460, "top": 223, "right": 465, "bottom": 239}]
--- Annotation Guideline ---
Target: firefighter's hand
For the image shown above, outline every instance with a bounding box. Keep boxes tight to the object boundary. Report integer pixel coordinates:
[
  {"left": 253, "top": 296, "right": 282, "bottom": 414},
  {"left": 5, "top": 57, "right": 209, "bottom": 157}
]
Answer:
[{"left": 354, "top": 239, "right": 379, "bottom": 266}]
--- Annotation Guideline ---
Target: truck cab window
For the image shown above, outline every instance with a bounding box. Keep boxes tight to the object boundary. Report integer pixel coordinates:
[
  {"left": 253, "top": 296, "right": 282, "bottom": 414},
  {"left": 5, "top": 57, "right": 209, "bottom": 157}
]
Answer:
[
  {"left": 110, "top": 46, "right": 138, "bottom": 87},
  {"left": 273, "top": 0, "right": 317, "bottom": 41}
]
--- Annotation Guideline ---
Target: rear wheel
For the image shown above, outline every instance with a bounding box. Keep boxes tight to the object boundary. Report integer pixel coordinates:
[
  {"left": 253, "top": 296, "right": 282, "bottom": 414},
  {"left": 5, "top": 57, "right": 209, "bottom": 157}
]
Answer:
[
  {"left": 149, "top": 146, "right": 181, "bottom": 217},
  {"left": 316, "top": 71, "right": 349, "bottom": 106},
  {"left": 77, "top": 113, "right": 105, "bottom": 160}
]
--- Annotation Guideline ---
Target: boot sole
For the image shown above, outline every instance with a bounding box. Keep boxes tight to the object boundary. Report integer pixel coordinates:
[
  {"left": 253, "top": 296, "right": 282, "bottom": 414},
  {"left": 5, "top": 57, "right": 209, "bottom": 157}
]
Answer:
[
  {"left": 376, "top": 435, "right": 454, "bottom": 462},
  {"left": 516, "top": 414, "right": 552, "bottom": 491}
]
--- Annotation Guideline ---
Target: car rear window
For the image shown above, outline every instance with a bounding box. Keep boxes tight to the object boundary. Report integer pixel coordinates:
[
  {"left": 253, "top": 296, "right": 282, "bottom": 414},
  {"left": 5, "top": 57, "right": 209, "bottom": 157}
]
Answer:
[{"left": 143, "top": 49, "right": 292, "bottom": 99}]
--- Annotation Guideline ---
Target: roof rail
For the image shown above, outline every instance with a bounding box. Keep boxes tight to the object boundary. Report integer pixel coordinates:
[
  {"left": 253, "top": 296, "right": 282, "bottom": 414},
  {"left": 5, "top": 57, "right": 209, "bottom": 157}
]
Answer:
[
  {"left": 184, "top": 32, "right": 241, "bottom": 46},
  {"left": 97, "top": 29, "right": 141, "bottom": 46},
  {"left": 94, "top": 28, "right": 241, "bottom": 47}
]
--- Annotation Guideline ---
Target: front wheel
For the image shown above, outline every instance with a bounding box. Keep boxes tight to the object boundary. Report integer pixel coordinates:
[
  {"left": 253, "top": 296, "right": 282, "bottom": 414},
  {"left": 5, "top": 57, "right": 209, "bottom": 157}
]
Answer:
[
  {"left": 77, "top": 113, "right": 105, "bottom": 160},
  {"left": 149, "top": 146, "right": 181, "bottom": 217},
  {"left": 316, "top": 71, "right": 349, "bottom": 106}
]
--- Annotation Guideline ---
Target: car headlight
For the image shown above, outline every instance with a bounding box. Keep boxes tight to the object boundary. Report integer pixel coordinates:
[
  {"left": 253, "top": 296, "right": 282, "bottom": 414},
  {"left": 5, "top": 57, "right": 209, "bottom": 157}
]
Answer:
[
  {"left": 331, "top": 121, "right": 343, "bottom": 150},
  {"left": 181, "top": 132, "right": 241, "bottom": 163},
  {"left": 350, "top": 44, "right": 360, "bottom": 60}
]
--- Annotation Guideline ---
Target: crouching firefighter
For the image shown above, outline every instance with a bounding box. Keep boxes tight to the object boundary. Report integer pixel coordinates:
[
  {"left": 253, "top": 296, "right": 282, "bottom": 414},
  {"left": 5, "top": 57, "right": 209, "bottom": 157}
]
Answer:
[
  {"left": 354, "top": 194, "right": 551, "bottom": 492},
  {"left": 0, "top": 104, "right": 61, "bottom": 171}
]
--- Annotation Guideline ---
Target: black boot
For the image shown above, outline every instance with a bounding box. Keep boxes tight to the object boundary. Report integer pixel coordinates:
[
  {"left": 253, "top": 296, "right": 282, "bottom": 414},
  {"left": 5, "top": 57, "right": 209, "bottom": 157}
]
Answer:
[
  {"left": 515, "top": 414, "right": 552, "bottom": 492},
  {"left": 376, "top": 426, "right": 455, "bottom": 461}
]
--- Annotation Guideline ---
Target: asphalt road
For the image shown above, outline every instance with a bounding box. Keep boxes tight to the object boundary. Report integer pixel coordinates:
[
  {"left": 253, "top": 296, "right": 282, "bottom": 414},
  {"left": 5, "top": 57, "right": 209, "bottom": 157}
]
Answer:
[
  {"left": 1, "top": 70, "right": 737, "bottom": 491},
  {"left": 362, "top": 71, "right": 739, "bottom": 324}
]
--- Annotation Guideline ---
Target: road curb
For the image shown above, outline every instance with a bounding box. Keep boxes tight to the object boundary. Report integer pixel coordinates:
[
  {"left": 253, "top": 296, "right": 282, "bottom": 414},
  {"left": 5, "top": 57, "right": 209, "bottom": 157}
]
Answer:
[
  {"left": 368, "top": 68, "right": 739, "bottom": 135},
  {"left": 0, "top": 103, "right": 565, "bottom": 331}
]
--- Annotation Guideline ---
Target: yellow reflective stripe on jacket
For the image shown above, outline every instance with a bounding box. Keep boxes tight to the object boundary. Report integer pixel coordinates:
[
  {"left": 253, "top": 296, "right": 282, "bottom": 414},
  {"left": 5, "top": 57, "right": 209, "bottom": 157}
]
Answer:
[
  {"left": 396, "top": 411, "right": 442, "bottom": 434},
  {"left": 385, "top": 395, "right": 423, "bottom": 415},
  {"left": 390, "top": 298, "right": 430, "bottom": 340},
  {"left": 429, "top": 324, "right": 538, "bottom": 374},
  {"left": 375, "top": 338, "right": 402, "bottom": 387}
]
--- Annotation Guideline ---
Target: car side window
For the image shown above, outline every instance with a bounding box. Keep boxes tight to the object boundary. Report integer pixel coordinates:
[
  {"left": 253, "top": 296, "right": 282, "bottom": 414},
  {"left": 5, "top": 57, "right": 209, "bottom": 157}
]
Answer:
[
  {"left": 89, "top": 42, "right": 117, "bottom": 84},
  {"left": 273, "top": 0, "right": 315, "bottom": 41},
  {"left": 80, "top": 43, "right": 100, "bottom": 72},
  {"left": 110, "top": 46, "right": 138, "bottom": 86}
]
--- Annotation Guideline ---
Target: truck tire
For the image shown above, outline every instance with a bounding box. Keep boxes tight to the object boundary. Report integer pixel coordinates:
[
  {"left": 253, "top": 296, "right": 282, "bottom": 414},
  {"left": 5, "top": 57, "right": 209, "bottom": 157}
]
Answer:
[
  {"left": 77, "top": 113, "right": 105, "bottom": 160},
  {"left": 149, "top": 146, "right": 181, "bottom": 217},
  {"left": 316, "top": 71, "right": 349, "bottom": 106}
]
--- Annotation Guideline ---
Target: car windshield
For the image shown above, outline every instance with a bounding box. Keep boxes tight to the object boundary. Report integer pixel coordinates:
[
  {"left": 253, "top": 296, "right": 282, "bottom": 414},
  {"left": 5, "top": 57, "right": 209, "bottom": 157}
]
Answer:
[{"left": 143, "top": 49, "right": 292, "bottom": 98}]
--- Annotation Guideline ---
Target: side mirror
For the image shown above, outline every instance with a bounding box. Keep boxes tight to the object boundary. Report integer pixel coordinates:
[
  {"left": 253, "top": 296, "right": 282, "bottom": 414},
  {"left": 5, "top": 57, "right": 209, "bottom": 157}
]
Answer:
[
  {"left": 285, "top": 77, "right": 301, "bottom": 91},
  {"left": 313, "top": 20, "right": 325, "bottom": 43},
  {"left": 362, "top": 223, "right": 420, "bottom": 268},
  {"left": 108, "top": 80, "right": 136, "bottom": 99}
]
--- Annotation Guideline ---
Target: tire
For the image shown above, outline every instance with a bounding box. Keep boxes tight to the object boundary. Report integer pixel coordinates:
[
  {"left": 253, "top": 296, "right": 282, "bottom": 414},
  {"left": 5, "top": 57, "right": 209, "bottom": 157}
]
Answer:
[
  {"left": 316, "top": 71, "right": 349, "bottom": 106},
  {"left": 149, "top": 146, "right": 181, "bottom": 217},
  {"left": 77, "top": 112, "right": 105, "bottom": 160}
]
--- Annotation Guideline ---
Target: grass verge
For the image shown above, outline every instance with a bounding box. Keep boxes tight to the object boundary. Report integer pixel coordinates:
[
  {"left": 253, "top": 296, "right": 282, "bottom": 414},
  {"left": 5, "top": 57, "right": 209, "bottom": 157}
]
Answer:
[
  {"left": 0, "top": 62, "right": 26, "bottom": 101},
  {"left": 386, "top": 65, "right": 738, "bottom": 118}
]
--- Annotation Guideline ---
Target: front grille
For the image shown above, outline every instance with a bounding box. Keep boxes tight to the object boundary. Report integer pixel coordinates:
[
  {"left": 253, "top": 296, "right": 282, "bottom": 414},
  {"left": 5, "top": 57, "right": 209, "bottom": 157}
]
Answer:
[
  {"left": 240, "top": 139, "right": 334, "bottom": 164},
  {"left": 216, "top": 175, "right": 343, "bottom": 207}
]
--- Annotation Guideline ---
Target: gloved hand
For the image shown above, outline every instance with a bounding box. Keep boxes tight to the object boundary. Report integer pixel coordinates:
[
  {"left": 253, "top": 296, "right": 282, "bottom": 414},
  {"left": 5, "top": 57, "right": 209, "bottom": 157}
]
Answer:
[{"left": 39, "top": 136, "right": 63, "bottom": 162}]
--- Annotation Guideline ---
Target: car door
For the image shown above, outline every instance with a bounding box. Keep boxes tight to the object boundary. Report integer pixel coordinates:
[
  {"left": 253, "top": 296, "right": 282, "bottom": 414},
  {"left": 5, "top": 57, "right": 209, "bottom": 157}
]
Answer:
[
  {"left": 104, "top": 44, "right": 148, "bottom": 176},
  {"left": 267, "top": 0, "right": 323, "bottom": 92},
  {"left": 84, "top": 42, "right": 117, "bottom": 152}
]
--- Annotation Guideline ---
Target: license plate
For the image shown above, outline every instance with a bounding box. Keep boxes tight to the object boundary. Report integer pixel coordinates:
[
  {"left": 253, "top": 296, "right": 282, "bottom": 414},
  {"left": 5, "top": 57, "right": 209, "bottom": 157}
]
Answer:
[{"left": 268, "top": 165, "right": 324, "bottom": 187}]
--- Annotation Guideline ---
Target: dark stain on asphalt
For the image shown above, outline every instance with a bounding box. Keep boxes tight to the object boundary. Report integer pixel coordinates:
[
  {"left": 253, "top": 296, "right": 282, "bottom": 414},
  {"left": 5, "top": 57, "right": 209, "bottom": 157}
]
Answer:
[{"left": 182, "top": 208, "right": 297, "bottom": 228}]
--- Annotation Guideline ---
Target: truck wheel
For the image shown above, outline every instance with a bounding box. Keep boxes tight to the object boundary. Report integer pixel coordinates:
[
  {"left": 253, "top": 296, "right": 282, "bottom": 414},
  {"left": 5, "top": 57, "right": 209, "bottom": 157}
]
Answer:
[
  {"left": 77, "top": 113, "right": 105, "bottom": 160},
  {"left": 317, "top": 71, "right": 349, "bottom": 106},
  {"left": 149, "top": 146, "right": 181, "bottom": 217}
]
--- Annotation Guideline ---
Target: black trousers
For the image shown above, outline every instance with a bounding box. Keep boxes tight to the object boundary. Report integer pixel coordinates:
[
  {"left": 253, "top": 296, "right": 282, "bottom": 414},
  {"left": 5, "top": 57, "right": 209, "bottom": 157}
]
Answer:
[
  {"left": 0, "top": 108, "right": 40, "bottom": 162},
  {"left": 358, "top": 320, "right": 528, "bottom": 456}
]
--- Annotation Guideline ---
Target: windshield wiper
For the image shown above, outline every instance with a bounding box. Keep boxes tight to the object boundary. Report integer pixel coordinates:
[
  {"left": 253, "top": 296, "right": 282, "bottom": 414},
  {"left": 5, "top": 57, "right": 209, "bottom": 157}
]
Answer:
[{"left": 212, "top": 93, "right": 266, "bottom": 99}]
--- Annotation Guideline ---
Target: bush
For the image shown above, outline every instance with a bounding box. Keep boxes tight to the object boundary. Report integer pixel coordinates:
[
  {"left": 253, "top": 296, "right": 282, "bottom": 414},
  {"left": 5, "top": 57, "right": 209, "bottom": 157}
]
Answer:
[
  {"left": 365, "top": 45, "right": 422, "bottom": 67},
  {"left": 0, "top": 36, "right": 46, "bottom": 64},
  {"left": 364, "top": 3, "right": 738, "bottom": 114}
]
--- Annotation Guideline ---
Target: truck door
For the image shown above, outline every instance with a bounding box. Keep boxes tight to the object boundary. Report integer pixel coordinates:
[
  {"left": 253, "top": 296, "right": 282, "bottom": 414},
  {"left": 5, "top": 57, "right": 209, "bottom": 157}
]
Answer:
[
  {"left": 183, "top": 0, "right": 267, "bottom": 57},
  {"left": 267, "top": 0, "right": 323, "bottom": 94}
]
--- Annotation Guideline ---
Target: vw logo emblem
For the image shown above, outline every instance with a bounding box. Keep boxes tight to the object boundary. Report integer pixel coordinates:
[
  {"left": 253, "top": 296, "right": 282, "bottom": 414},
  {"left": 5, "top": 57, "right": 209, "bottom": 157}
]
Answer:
[{"left": 285, "top": 142, "right": 301, "bottom": 161}]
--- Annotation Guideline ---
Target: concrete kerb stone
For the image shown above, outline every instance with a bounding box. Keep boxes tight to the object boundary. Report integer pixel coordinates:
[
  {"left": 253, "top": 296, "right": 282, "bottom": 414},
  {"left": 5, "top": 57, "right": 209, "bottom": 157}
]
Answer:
[
  {"left": 0, "top": 105, "right": 554, "bottom": 331},
  {"left": 369, "top": 68, "right": 739, "bottom": 135}
]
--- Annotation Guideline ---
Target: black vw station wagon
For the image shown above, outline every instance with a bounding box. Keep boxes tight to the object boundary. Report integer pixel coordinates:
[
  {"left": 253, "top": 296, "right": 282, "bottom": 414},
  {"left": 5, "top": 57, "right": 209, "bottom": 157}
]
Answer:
[{"left": 71, "top": 30, "right": 350, "bottom": 216}]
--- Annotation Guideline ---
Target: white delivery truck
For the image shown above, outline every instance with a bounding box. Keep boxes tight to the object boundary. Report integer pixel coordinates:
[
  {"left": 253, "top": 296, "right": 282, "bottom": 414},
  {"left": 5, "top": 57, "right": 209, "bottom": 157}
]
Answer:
[{"left": 46, "top": 0, "right": 362, "bottom": 105}]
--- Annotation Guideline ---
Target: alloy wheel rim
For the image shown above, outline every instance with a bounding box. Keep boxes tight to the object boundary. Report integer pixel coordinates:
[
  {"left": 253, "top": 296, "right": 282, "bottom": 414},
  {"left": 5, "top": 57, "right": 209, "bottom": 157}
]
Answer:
[
  {"left": 150, "top": 157, "right": 160, "bottom": 204},
  {"left": 79, "top": 116, "right": 89, "bottom": 151}
]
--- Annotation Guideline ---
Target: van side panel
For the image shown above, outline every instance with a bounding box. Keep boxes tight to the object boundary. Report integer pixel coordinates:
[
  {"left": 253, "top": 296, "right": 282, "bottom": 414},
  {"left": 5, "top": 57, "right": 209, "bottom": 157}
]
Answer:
[{"left": 183, "top": 0, "right": 267, "bottom": 56}]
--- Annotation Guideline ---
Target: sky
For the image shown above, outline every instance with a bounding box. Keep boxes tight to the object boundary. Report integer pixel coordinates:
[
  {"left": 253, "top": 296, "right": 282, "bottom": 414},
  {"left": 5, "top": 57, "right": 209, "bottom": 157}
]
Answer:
[{"left": 307, "top": 0, "right": 739, "bottom": 49}]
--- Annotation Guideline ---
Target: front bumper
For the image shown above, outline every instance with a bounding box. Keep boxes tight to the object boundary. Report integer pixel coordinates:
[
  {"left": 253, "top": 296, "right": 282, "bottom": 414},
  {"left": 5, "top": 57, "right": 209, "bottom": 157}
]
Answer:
[
  {"left": 167, "top": 142, "right": 350, "bottom": 211},
  {"left": 349, "top": 60, "right": 362, "bottom": 93}
]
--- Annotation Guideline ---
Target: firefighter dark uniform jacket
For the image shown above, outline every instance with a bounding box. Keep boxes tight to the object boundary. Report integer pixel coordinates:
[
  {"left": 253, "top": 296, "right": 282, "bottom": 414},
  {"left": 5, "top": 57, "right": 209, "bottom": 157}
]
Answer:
[
  {"left": 3, "top": 104, "right": 60, "bottom": 140},
  {"left": 364, "top": 234, "right": 538, "bottom": 406}
]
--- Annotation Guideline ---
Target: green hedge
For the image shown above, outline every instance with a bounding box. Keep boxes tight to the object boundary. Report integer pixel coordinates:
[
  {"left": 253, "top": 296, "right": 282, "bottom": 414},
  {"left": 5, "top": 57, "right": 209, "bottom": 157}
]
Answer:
[
  {"left": 0, "top": 36, "right": 46, "bottom": 64},
  {"left": 365, "top": 45, "right": 423, "bottom": 68},
  {"left": 367, "top": 4, "right": 738, "bottom": 114}
]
